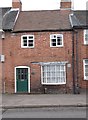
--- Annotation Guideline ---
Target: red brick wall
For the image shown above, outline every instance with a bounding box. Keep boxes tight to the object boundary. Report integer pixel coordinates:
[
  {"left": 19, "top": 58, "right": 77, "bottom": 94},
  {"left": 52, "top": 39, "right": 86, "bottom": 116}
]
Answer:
[
  {"left": 0, "top": 38, "right": 2, "bottom": 93},
  {"left": 77, "top": 30, "right": 88, "bottom": 89},
  {"left": 3, "top": 30, "right": 88, "bottom": 93}
]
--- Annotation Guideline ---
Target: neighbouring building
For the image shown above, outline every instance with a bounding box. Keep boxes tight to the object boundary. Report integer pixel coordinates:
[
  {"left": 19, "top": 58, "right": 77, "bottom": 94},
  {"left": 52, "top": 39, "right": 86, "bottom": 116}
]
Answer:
[
  {"left": 0, "top": 0, "right": 88, "bottom": 94},
  {"left": 0, "top": 7, "right": 12, "bottom": 93}
]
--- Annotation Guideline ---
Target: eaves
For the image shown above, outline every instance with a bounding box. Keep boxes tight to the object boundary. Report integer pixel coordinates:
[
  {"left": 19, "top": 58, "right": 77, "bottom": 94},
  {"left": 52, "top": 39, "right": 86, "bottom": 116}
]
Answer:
[{"left": 12, "top": 28, "right": 73, "bottom": 33}]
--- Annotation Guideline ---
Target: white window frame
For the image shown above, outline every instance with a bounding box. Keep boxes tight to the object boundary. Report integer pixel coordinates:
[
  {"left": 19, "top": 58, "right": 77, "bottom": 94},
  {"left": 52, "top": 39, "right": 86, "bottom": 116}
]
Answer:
[
  {"left": 50, "top": 34, "right": 63, "bottom": 47},
  {"left": 21, "top": 35, "right": 34, "bottom": 48},
  {"left": 41, "top": 62, "right": 66, "bottom": 85},
  {"left": 83, "top": 59, "right": 88, "bottom": 80},
  {"left": 84, "top": 29, "right": 88, "bottom": 45}
]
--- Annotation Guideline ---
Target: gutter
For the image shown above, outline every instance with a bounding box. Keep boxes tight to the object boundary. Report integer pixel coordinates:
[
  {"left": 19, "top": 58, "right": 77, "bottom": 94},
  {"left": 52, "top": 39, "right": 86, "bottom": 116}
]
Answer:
[
  {"left": 73, "top": 26, "right": 88, "bottom": 29},
  {"left": 12, "top": 29, "right": 73, "bottom": 33}
]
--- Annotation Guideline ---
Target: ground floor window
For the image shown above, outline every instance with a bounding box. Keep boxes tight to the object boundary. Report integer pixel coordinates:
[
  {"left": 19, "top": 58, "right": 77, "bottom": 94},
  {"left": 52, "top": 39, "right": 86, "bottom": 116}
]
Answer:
[
  {"left": 83, "top": 59, "right": 88, "bottom": 80},
  {"left": 41, "top": 63, "right": 66, "bottom": 85}
]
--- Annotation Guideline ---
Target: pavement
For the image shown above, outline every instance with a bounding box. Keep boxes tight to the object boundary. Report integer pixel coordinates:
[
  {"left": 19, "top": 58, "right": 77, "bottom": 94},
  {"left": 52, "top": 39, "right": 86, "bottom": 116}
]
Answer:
[{"left": 1, "top": 91, "right": 88, "bottom": 109}]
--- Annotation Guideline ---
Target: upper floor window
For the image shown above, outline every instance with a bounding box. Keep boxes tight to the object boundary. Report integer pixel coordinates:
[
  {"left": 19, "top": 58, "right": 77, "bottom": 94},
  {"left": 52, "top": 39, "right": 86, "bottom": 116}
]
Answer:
[
  {"left": 84, "top": 29, "right": 88, "bottom": 45},
  {"left": 21, "top": 35, "right": 34, "bottom": 48},
  {"left": 50, "top": 34, "right": 63, "bottom": 47},
  {"left": 83, "top": 59, "right": 88, "bottom": 80}
]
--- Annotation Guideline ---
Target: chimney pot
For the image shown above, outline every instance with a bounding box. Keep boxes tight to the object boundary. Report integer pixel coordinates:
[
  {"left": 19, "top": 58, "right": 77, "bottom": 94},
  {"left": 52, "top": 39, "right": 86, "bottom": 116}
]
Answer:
[
  {"left": 60, "top": 0, "right": 72, "bottom": 10},
  {"left": 12, "top": 0, "right": 22, "bottom": 11}
]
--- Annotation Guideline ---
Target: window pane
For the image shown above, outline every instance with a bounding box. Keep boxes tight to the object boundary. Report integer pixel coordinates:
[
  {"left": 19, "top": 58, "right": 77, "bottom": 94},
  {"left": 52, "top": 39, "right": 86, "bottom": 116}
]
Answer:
[
  {"left": 54, "top": 35, "right": 56, "bottom": 38},
  {"left": 85, "top": 65, "right": 88, "bottom": 77},
  {"left": 85, "top": 72, "right": 88, "bottom": 76},
  {"left": 23, "top": 37, "right": 27, "bottom": 46},
  {"left": 60, "top": 65, "right": 64, "bottom": 70},
  {"left": 29, "top": 36, "right": 33, "bottom": 39},
  {"left": 85, "top": 60, "right": 88, "bottom": 64},
  {"left": 85, "top": 34, "right": 88, "bottom": 41},
  {"left": 23, "top": 36, "right": 27, "bottom": 39},
  {"left": 85, "top": 34, "right": 88, "bottom": 44},
  {"left": 85, "top": 65, "right": 88, "bottom": 71},
  {"left": 57, "top": 37, "right": 62, "bottom": 45},
  {"left": 47, "top": 78, "right": 51, "bottom": 83},
  {"left": 23, "top": 40, "right": 27, "bottom": 46},
  {"left": 84, "top": 30, "right": 88, "bottom": 44},
  {"left": 51, "top": 39, "right": 56, "bottom": 46},
  {"left": 47, "top": 66, "right": 50, "bottom": 72},
  {"left": 43, "top": 78, "right": 46, "bottom": 83},
  {"left": 84, "top": 60, "right": 88, "bottom": 80},
  {"left": 28, "top": 40, "right": 33, "bottom": 47},
  {"left": 28, "top": 43, "right": 33, "bottom": 47},
  {"left": 17, "top": 69, "right": 21, "bottom": 80}
]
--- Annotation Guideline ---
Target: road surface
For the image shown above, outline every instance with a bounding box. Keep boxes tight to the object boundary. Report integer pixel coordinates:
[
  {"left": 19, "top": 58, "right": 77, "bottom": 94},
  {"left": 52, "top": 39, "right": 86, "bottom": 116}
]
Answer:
[{"left": 2, "top": 107, "right": 87, "bottom": 118}]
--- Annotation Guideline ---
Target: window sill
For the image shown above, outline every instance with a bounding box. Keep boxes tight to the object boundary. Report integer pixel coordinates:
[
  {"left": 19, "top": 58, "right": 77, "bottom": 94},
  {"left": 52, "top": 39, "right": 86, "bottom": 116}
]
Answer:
[
  {"left": 42, "top": 83, "right": 66, "bottom": 85},
  {"left": 50, "top": 46, "right": 64, "bottom": 48},
  {"left": 84, "top": 79, "right": 88, "bottom": 81},
  {"left": 83, "top": 44, "right": 88, "bottom": 46},
  {"left": 21, "top": 47, "right": 34, "bottom": 49}
]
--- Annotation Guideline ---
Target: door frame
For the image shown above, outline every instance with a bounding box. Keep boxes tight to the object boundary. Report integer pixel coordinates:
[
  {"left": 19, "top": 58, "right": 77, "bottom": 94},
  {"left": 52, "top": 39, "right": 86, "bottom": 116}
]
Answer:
[{"left": 15, "top": 66, "right": 30, "bottom": 93}]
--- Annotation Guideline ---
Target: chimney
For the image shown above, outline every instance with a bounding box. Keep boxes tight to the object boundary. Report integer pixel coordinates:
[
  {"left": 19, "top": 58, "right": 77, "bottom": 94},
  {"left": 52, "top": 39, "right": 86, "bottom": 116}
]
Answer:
[
  {"left": 60, "top": 0, "right": 72, "bottom": 10},
  {"left": 12, "top": 0, "right": 22, "bottom": 11}
]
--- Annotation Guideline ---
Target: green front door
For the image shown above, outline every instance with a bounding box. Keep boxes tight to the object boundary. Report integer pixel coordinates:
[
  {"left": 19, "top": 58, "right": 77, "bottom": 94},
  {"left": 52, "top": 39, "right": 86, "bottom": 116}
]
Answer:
[{"left": 16, "top": 68, "right": 28, "bottom": 93}]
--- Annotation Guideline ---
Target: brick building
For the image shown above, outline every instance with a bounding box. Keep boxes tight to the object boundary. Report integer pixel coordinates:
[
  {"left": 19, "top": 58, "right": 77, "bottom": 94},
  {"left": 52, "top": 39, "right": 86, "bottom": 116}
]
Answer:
[{"left": 0, "top": 0, "right": 88, "bottom": 94}]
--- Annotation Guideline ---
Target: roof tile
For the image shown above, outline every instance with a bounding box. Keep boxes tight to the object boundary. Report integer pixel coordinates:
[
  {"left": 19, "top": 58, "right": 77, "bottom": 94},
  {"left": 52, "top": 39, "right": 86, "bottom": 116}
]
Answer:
[{"left": 13, "top": 10, "right": 72, "bottom": 32}]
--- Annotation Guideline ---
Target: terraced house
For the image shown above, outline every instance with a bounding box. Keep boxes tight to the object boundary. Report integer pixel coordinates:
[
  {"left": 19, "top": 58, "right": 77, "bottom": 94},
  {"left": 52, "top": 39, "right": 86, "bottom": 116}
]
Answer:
[{"left": 0, "top": 0, "right": 88, "bottom": 94}]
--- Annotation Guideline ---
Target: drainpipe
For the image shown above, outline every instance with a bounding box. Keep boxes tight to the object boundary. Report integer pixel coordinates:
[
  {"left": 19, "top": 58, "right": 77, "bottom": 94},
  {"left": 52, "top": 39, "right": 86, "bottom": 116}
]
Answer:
[
  {"left": 1, "top": 31, "right": 5, "bottom": 93},
  {"left": 72, "top": 30, "right": 76, "bottom": 94},
  {"left": 75, "top": 30, "right": 80, "bottom": 94},
  {"left": 72, "top": 29, "right": 80, "bottom": 94}
]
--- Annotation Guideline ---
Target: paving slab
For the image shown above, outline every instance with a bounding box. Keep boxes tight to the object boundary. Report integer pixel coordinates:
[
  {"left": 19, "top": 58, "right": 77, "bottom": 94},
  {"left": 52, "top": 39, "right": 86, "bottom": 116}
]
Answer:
[{"left": 1, "top": 93, "right": 87, "bottom": 109}]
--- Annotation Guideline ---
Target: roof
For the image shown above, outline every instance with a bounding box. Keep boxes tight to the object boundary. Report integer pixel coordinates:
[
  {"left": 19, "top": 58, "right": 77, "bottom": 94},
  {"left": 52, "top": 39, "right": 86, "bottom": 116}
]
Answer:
[
  {"left": 13, "top": 10, "right": 72, "bottom": 32},
  {"left": 0, "top": 9, "right": 2, "bottom": 30},
  {"left": 0, "top": 8, "right": 11, "bottom": 30},
  {"left": 70, "top": 11, "right": 88, "bottom": 28},
  {"left": 2, "top": 9, "right": 19, "bottom": 31},
  {"left": 2, "top": 9, "right": 88, "bottom": 32}
]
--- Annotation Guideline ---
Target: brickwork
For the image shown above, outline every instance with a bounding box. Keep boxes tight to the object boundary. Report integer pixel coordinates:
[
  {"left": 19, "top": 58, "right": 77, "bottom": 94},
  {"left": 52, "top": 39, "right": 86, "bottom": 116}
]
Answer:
[
  {"left": 3, "top": 31, "right": 75, "bottom": 93},
  {"left": 1, "top": 0, "right": 88, "bottom": 94},
  {"left": 0, "top": 39, "right": 2, "bottom": 93},
  {"left": 2, "top": 29, "right": 88, "bottom": 94},
  {"left": 72, "top": 30, "right": 88, "bottom": 91},
  {"left": 60, "top": 2, "right": 71, "bottom": 9},
  {"left": 78, "top": 30, "right": 88, "bottom": 88}
]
